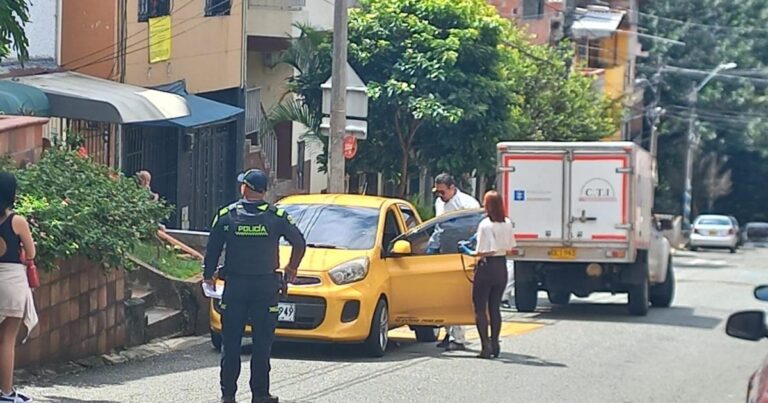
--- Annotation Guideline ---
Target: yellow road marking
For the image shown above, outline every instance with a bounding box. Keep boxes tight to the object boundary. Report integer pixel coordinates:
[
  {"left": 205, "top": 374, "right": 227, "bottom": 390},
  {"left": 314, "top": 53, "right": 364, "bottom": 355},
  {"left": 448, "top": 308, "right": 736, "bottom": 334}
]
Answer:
[{"left": 389, "top": 321, "right": 544, "bottom": 341}]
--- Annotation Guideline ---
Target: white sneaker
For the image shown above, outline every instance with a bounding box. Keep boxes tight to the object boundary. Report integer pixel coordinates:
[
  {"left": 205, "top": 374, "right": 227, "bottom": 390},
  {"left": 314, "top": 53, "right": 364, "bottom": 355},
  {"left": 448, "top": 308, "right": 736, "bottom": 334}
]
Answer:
[{"left": 0, "top": 390, "right": 32, "bottom": 403}]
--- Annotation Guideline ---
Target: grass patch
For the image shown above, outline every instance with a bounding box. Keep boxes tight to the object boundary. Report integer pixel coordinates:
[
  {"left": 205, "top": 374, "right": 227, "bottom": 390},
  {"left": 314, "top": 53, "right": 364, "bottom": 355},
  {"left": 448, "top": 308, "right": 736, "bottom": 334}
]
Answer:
[{"left": 131, "top": 241, "right": 202, "bottom": 280}]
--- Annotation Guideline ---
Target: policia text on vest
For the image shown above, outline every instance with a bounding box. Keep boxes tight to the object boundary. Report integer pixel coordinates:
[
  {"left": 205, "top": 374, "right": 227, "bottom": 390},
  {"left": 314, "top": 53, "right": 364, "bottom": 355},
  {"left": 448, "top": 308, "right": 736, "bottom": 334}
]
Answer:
[{"left": 204, "top": 199, "right": 306, "bottom": 402}]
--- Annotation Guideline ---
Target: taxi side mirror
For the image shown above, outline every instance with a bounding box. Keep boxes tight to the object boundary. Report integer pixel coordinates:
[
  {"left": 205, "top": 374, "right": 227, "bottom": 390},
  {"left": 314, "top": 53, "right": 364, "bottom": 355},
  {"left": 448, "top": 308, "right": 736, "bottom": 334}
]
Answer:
[{"left": 392, "top": 240, "right": 412, "bottom": 255}]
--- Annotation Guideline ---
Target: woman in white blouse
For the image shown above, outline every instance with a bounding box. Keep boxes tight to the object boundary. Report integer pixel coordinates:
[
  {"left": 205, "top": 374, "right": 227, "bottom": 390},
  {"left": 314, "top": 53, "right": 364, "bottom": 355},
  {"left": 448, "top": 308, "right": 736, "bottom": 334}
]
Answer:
[{"left": 470, "top": 191, "right": 516, "bottom": 359}]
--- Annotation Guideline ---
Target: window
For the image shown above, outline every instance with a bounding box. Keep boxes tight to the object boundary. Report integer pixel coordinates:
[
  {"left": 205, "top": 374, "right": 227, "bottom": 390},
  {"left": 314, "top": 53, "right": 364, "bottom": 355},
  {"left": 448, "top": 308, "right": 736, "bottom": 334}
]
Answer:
[
  {"left": 523, "top": 0, "right": 544, "bottom": 19},
  {"left": 278, "top": 204, "right": 380, "bottom": 250},
  {"left": 401, "top": 211, "right": 486, "bottom": 256},
  {"left": 139, "top": 0, "right": 171, "bottom": 22},
  {"left": 205, "top": 0, "right": 231, "bottom": 16},
  {"left": 398, "top": 205, "right": 418, "bottom": 230},
  {"left": 382, "top": 209, "right": 404, "bottom": 250}
]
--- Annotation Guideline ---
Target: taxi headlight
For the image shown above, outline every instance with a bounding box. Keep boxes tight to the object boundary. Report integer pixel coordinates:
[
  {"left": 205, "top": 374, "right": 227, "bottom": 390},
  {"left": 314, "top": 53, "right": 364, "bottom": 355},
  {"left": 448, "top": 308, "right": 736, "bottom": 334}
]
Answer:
[{"left": 329, "top": 258, "right": 370, "bottom": 285}]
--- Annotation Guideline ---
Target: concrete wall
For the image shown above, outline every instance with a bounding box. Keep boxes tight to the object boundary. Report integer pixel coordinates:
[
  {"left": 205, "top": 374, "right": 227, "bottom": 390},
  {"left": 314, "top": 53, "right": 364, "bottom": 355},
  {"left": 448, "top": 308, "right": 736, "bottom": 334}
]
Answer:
[
  {"left": 0, "top": 116, "right": 48, "bottom": 166},
  {"left": 60, "top": 0, "right": 118, "bottom": 79},
  {"left": 16, "top": 258, "right": 128, "bottom": 369},
  {"left": 488, "top": 0, "right": 557, "bottom": 45},
  {"left": 124, "top": 0, "right": 244, "bottom": 93}
]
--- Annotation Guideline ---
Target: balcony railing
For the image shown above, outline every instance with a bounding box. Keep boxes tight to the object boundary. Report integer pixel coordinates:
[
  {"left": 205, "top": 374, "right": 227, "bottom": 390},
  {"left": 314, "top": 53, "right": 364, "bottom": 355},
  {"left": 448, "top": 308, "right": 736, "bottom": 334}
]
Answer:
[
  {"left": 580, "top": 67, "right": 606, "bottom": 94},
  {"left": 248, "top": 0, "right": 305, "bottom": 10}
]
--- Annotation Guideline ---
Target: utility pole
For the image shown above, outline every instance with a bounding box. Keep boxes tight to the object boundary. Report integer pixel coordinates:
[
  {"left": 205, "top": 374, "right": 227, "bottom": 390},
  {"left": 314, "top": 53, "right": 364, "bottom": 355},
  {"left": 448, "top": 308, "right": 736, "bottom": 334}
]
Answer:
[
  {"left": 682, "top": 86, "right": 697, "bottom": 229},
  {"left": 328, "top": 0, "right": 348, "bottom": 194},
  {"left": 561, "top": 0, "right": 577, "bottom": 72},
  {"left": 681, "top": 62, "right": 737, "bottom": 228}
]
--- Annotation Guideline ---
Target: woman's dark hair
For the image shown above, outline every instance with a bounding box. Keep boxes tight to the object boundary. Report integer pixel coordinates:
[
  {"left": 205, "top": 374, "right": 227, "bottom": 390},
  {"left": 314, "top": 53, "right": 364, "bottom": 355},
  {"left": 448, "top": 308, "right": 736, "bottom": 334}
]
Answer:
[
  {"left": 0, "top": 172, "right": 17, "bottom": 216},
  {"left": 483, "top": 190, "right": 506, "bottom": 223}
]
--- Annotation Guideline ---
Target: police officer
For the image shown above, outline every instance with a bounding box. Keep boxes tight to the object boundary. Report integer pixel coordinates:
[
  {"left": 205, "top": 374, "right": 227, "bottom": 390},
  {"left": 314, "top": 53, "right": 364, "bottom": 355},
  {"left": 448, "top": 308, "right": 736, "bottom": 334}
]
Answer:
[{"left": 203, "top": 169, "right": 306, "bottom": 403}]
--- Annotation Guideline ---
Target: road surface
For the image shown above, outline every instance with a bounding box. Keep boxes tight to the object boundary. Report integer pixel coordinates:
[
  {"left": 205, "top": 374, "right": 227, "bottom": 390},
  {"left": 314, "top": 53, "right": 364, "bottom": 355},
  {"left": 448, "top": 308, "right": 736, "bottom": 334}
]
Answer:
[{"left": 20, "top": 247, "right": 768, "bottom": 402}]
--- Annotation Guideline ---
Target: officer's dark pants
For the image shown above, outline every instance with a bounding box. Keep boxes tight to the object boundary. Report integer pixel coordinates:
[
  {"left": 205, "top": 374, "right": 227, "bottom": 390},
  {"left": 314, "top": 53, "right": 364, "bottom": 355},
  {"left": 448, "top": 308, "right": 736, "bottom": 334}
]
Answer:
[{"left": 220, "top": 273, "right": 279, "bottom": 399}]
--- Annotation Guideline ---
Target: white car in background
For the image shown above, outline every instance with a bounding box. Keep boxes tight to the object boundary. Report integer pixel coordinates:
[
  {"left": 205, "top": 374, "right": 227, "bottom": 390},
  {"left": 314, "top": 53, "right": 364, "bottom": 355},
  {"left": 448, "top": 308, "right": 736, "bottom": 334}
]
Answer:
[{"left": 690, "top": 214, "right": 739, "bottom": 253}]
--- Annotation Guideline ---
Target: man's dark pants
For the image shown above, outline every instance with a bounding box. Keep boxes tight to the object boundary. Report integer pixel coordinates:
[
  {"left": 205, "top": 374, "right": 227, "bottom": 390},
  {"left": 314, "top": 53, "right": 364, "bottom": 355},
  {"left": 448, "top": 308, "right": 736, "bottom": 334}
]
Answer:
[{"left": 220, "top": 273, "right": 279, "bottom": 399}]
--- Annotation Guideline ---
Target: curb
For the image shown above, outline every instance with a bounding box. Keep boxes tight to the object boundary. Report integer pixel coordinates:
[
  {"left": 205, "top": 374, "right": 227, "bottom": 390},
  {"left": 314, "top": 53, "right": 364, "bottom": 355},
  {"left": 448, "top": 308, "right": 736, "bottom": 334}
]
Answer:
[{"left": 16, "top": 335, "right": 208, "bottom": 384}]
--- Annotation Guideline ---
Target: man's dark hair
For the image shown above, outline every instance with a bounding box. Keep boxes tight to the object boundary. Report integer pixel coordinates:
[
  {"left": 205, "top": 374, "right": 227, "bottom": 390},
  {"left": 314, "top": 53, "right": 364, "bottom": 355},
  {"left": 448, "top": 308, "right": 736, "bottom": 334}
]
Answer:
[{"left": 434, "top": 173, "right": 455, "bottom": 187}]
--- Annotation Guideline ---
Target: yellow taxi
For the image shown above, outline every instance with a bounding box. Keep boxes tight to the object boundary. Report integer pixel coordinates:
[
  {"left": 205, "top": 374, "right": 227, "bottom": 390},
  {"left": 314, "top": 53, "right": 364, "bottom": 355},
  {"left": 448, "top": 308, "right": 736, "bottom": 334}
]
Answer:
[{"left": 210, "top": 194, "right": 485, "bottom": 356}]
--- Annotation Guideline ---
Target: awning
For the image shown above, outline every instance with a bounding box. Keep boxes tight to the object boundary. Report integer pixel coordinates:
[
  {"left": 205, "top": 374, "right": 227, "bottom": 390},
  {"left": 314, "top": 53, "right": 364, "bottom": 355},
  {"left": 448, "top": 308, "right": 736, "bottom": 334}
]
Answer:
[
  {"left": 572, "top": 8, "right": 626, "bottom": 39},
  {"left": 6, "top": 72, "right": 189, "bottom": 123},
  {"left": 141, "top": 80, "right": 243, "bottom": 128},
  {"left": 0, "top": 81, "right": 50, "bottom": 116}
]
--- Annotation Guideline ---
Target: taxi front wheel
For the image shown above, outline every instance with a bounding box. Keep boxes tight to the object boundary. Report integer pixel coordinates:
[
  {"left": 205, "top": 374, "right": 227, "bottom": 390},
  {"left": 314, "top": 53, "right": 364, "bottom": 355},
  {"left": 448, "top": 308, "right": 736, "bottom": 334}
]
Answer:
[{"left": 364, "top": 299, "right": 389, "bottom": 357}]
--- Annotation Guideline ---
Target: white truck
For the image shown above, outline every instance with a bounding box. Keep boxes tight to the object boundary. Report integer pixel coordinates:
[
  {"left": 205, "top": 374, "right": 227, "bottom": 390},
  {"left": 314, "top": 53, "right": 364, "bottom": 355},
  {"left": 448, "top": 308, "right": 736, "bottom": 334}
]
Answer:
[{"left": 496, "top": 141, "right": 674, "bottom": 316}]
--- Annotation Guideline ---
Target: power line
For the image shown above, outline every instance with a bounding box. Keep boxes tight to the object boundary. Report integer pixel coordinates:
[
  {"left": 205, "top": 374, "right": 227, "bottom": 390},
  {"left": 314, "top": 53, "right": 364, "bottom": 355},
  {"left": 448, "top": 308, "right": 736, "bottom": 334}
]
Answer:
[
  {"left": 62, "top": 0, "right": 200, "bottom": 68},
  {"left": 68, "top": 0, "right": 235, "bottom": 73},
  {"left": 638, "top": 10, "right": 768, "bottom": 34}
]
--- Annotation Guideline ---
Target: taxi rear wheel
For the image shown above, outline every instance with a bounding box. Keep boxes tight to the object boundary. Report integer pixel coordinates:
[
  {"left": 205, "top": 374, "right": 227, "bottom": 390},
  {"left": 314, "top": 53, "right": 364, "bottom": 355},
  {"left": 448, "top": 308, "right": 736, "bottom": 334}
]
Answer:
[
  {"left": 211, "top": 330, "right": 222, "bottom": 352},
  {"left": 412, "top": 326, "right": 439, "bottom": 342},
  {"left": 364, "top": 299, "right": 388, "bottom": 357}
]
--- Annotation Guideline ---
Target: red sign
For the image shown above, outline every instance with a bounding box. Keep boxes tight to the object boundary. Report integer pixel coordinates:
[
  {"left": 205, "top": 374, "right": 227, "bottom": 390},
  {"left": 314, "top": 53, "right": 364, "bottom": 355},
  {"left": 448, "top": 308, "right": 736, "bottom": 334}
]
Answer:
[{"left": 343, "top": 134, "right": 358, "bottom": 159}]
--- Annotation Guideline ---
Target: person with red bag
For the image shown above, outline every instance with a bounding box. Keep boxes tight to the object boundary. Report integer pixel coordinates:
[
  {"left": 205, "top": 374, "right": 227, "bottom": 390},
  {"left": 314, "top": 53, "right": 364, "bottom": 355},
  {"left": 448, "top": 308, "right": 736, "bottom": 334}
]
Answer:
[{"left": 0, "top": 172, "right": 38, "bottom": 403}]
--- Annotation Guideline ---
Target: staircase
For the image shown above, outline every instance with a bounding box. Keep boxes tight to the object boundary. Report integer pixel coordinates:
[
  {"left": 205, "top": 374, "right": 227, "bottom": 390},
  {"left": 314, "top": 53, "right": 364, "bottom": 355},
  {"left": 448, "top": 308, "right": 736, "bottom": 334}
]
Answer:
[{"left": 123, "top": 262, "right": 191, "bottom": 346}]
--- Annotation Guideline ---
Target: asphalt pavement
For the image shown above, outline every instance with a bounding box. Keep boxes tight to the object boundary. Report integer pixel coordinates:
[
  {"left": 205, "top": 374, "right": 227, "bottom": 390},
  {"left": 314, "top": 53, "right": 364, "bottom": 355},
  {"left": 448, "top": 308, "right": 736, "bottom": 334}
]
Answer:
[{"left": 19, "top": 246, "right": 768, "bottom": 403}]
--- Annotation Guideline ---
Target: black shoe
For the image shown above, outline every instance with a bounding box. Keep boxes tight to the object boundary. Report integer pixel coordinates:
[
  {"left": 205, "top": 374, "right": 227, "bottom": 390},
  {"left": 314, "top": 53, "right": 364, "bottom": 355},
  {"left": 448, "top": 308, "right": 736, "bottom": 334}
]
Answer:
[
  {"left": 252, "top": 395, "right": 278, "bottom": 403},
  {"left": 491, "top": 340, "right": 501, "bottom": 358},
  {"left": 446, "top": 341, "right": 466, "bottom": 351},
  {"left": 501, "top": 301, "right": 512, "bottom": 309},
  {"left": 436, "top": 334, "right": 450, "bottom": 348}
]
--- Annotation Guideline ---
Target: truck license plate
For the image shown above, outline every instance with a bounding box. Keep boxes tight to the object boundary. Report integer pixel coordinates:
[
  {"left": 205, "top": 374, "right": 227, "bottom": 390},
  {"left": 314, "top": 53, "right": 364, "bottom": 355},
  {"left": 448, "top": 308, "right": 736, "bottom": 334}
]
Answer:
[
  {"left": 278, "top": 302, "right": 296, "bottom": 322},
  {"left": 549, "top": 248, "right": 577, "bottom": 260}
]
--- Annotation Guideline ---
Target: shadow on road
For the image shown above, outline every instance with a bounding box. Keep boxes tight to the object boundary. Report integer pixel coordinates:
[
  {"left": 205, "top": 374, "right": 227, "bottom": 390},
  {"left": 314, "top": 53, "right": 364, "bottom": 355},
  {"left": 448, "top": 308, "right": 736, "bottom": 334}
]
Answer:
[
  {"left": 31, "top": 397, "right": 120, "bottom": 403},
  {"left": 532, "top": 302, "right": 721, "bottom": 330},
  {"left": 438, "top": 350, "right": 567, "bottom": 368}
]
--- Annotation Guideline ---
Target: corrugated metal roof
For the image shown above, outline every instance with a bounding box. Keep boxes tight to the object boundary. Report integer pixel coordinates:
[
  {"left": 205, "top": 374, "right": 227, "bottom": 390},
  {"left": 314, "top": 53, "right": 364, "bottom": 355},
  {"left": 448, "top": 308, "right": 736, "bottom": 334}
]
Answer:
[{"left": 572, "top": 9, "right": 626, "bottom": 39}]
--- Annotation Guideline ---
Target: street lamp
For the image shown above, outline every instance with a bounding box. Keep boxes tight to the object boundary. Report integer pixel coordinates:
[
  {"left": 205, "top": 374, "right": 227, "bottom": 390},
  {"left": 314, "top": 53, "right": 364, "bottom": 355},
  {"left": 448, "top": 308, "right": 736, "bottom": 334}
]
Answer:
[{"left": 681, "top": 62, "right": 737, "bottom": 229}]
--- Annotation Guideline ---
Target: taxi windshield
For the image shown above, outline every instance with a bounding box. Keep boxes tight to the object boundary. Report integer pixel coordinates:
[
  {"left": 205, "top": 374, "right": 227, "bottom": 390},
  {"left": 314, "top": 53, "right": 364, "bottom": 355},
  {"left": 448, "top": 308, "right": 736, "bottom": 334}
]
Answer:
[{"left": 277, "top": 204, "right": 380, "bottom": 250}]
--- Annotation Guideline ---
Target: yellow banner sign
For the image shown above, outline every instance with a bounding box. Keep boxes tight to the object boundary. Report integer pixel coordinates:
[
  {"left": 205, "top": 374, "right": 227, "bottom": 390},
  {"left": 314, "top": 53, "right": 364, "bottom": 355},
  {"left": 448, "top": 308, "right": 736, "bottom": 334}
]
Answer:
[{"left": 148, "top": 16, "right": 171, "bottom": 64}]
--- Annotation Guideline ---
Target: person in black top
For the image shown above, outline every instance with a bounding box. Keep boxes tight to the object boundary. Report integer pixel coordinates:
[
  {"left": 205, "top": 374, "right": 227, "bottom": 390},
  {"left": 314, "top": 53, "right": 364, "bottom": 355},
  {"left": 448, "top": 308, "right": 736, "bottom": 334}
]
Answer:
[
  {"left": 0, "top": 172, "right": 37, "bottom": 403},
  {"left": 204, "top": 169, "right": 306, "bottom": 403}
]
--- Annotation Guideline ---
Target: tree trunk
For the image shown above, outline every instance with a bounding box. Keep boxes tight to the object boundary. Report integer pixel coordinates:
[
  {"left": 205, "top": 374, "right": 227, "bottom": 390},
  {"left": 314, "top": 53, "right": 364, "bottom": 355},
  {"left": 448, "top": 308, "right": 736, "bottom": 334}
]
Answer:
[{"left": 397, "top": 148, "right": 410, "bottom": 197}]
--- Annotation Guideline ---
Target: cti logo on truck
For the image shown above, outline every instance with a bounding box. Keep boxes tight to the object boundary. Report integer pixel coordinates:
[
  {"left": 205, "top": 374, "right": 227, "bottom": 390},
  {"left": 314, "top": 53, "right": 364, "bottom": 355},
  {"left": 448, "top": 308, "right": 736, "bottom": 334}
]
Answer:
[{"left": 579, "top": 178, "right": 617, "bottom": 202}]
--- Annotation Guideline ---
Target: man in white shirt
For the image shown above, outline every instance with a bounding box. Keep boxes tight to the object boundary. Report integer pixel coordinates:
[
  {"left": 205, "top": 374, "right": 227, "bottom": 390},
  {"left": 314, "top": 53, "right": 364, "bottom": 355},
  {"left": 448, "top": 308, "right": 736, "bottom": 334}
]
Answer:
[{"left": 431, "top": 173, "right": 479, "bottom": 351}]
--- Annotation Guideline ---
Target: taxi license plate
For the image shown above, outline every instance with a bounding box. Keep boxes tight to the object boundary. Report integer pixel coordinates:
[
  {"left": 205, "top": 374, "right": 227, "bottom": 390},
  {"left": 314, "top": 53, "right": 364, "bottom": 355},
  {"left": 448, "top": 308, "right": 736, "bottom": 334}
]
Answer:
[
  {"left": 549, "top": 247, "right": 577, "bottom": 260},
  {"left": 278, "top": 302, "right": 296, "bottom": 322}
]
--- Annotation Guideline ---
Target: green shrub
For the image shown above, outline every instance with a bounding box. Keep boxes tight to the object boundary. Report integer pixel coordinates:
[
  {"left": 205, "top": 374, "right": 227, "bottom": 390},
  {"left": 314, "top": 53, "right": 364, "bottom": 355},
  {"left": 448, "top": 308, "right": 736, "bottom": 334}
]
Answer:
[
  {"left": 131, "top": 240, "right": 201, "bottom": 280},
  {"left": 9, "top": 148, "right": 173, "bottom": 271}
]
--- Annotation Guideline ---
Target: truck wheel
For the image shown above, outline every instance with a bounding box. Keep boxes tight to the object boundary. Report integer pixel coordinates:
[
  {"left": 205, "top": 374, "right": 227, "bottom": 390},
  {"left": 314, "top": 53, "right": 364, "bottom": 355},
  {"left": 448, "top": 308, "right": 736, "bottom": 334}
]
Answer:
[
  {"left": 627, "top": 275, "right": 650, "bottom": 316},
  {"left": 210, "top": 330, "right": 222, "bottom": 352},
  {"left": 515, "top": 281, "right": 538, "bottom": 312},
  {"left": 412, "top": 326, "right": 439, "bottom": 342},
  {"left": 364, "top": 299, "right": 389, "bottom": 357},
  {"left": 547, "top": 290, "right": 571, "bottom": 305},
  {"left": 650, "top": 258, "right": 675, "bottom": 308}
]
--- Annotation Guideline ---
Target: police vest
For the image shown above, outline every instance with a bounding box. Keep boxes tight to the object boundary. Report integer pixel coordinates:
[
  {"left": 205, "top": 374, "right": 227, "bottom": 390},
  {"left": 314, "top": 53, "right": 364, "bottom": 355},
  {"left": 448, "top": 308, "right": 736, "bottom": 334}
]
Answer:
[{"left": 221, "top": 202, "right": 287, "bottom": 276}]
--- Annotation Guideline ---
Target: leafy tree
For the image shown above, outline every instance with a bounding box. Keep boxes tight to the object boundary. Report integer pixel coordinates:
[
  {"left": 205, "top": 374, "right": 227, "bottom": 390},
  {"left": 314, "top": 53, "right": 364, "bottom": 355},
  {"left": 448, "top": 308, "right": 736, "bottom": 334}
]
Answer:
[
  {"left": 272, "top": 1, "right": 617, "bottom": 196},
  {"left": 640, "top": 0, "right": 768, "bottom": 221},
  {"left": 0, "top": 0, "right": 30, "bottom": 62}
]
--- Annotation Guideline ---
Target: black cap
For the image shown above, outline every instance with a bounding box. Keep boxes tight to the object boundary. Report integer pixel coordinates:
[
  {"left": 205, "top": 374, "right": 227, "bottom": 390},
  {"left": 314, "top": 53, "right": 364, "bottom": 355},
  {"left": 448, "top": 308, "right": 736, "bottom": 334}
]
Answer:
[{"left": 237, "top": 169, "right": 268, "bottom": 192}]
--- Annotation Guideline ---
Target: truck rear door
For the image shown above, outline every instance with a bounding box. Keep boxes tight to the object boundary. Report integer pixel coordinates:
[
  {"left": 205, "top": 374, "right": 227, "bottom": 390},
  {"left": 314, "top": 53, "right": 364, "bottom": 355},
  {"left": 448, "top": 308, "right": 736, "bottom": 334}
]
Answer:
[
  {"left": 569, "top": 151, "right": 630, "bottom": 243},
  {"left": 500, "top": 151, "right": 566, "bottom": 242}
]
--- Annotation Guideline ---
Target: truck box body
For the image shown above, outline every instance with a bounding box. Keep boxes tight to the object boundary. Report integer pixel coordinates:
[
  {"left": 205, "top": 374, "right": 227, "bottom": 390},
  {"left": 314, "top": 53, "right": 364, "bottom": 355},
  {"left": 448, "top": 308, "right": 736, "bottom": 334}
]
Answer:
[{"left": 497, "top": 141, "right": 654, "bottom": 264}]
